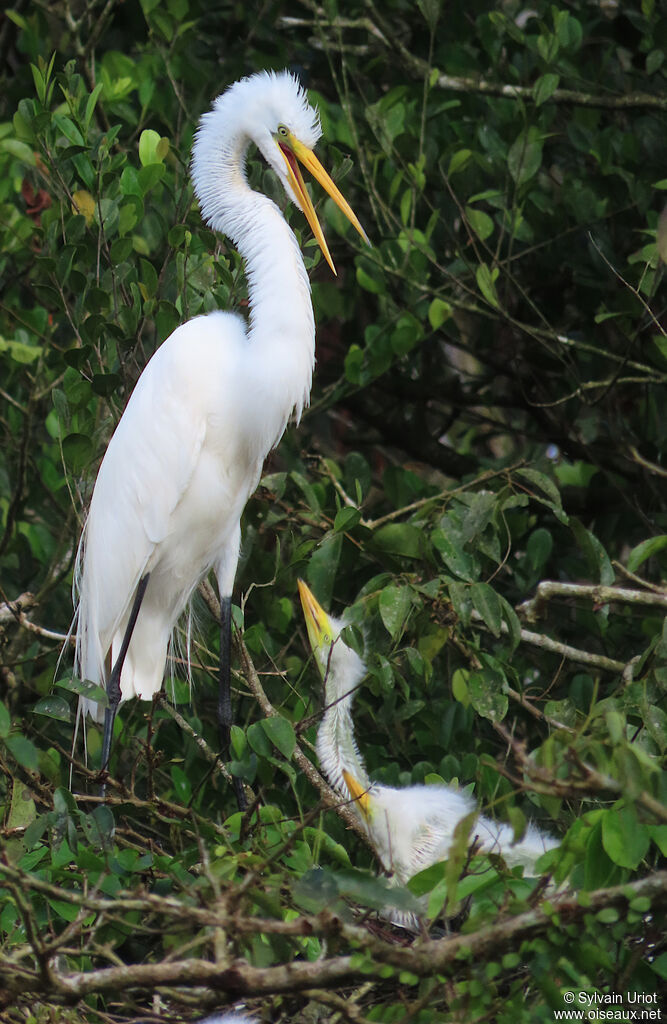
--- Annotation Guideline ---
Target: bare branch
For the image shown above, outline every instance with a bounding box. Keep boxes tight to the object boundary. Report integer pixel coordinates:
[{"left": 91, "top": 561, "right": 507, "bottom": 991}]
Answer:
[
  {"left": 471, "top": 609, "right": 627, "bottom": 674},
  {"left": 292, "top": 3, "right": 667, "bottom": 111},
  {"left": 518, "top": 580, "right": 667, "bottom": 623}
]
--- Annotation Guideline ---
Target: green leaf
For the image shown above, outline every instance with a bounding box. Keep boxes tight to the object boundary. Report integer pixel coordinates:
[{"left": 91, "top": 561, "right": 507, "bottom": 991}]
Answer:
[
  {"left": 56, "top": 675, "right": 108, "bottom": 705},
  {"left": 379, "top": 584, "right": 411, "bottom": 639},
  {"left": 32, "top": 696, "right": 70, "bottom": 722},
  {"left": 452, "top": 668, "right": 470, "bottom": 705},
  {"left": 84, "top": 82, "right": 104, "bottom": 128},
  {"left": 373, "top": 523, "right": 423, "bottom": 558},
  {"left": 508, "top": 126, "right": 543, "bottom": 186},
  {"left": 470, "top": 582, "right": 503, "bottom": 637},
  {"left": 448, "top": 149, "right": 472, "bottom": 175},
  {"left": 62, "top": 432, "right": 94, "bottom": 472},
  {"left": 507, "top": 805, "right": 527, "bottom": 843},
  {"left": 170, "top": 765, "right": 192, "bottom": 803},
  {"left": 532, "top": 73, "right": 560, "bottom": 106},
  {"left": 475, "top": 263, "right": 499, "bottom": 308},
  {"left": 651, "top": 952, "right": 667, "bottom": 981},
  {"left": 601, "top": 805, "right": 650, "bottom": 869},
  {"left": 333, "top": 506, "right": 361, "bottom": 533},
  {"left": 4, "top": 734, "right": 39, "bottom": 772},
  {"left": 0, "top": 138, "right": 36, "bottom": 165},
  {"left": 646, "top": 49, "right": 664, "bottom": 75},
  {"left": 0, "top": 702, "right": 10, "bottom": 738},
  {"left": 596, "top": 907, "right": 619, "bottom": 924},
  {"left": 527, "top": 527, "right": 553, "bottom": 572},
  {"left": 498, "top": 594, "right": 521, "bottom": 652},
  {"left": 465, "top": 206, "right": 494, "bottom": 241},
  {"left": 137, "top": 163, "right": 165, "bottom": 194},
  {"left": 428, "top": 297, "right": 452, "bottom": 329},
  {"left": 0, "top": 337, "right": 42, "bottom": 364},
  {"left": 139, "top": 128, "right": 165, "bottom": 166},
  {"left": 230, "top": 724, "right": 246, "bottom": 759},
  {"left": 344, "top": 343, "right": 364, "bottom": 384},
  {"left": 120, "top": 165, "right": 142, "bottom": 197},
  {"left": 648, "top": 825, "right": 667, "bottom": 857},
  {"left": 391, "top": 313, "right": 423, "bottom": 356},
  {"left": 291, "top": 470, "right": 322, "bottom": 513},
  {"left": 261, "top": 717, "right": 296, "bottom": 760},
  {"left": 53, "top": 113, "right": 84, "bottom": 146},
  {"left": 449, "top": 581, "right": 473, "bottom": 626},
  {"left": 468, "top": 672, "right": 508, "bottom": 722},
  {"left": 417, "top": 0, "right": 441, "bottom": 31},
  {"left": 432, "top": 529, "right": 474, "bottom": 581},
  {"left": 658, "top": 206, "right": 667, "bottom": 265},
  {"left": 8, "top": 780, "right": 36, "bottom": 832},
  {"left": 571, "top": 519, "right": 614, "bottom": 585},
  {"left": 247, "top": 721, "right": 273, "bottom": 758},
  {"left": 47, "top": 899, "right": 85, "bottom": 924},
  {"left": 516, "top": 467, "right": 562, "bottom": 509},
  {"left": 626, "top": 535, "right": 667, "bottom": 573},
  {"left": 356, "top": 264, "right": 384, "bottom": 294},
  {"left": 307, "top": 534, "right": 342, "bottom": 609}
]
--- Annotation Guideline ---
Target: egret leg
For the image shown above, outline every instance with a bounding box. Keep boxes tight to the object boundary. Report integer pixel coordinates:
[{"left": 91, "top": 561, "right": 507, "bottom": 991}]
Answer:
[
  {"left": 100, "top": 573, "right": 150, "bottom": 785},
  {"left": 219, "top": 595, "right": 247, "bottom": 810}
]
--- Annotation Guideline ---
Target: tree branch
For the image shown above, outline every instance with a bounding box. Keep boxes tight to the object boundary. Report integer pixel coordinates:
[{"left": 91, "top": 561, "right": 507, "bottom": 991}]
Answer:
[
  {"left": 470, "top": 609, "right": 628, "bottom": 674},
  {"left": 517, "top": 580, "right": 667, "bottom": 623},
  {"left": 0, "top": 590, "right": 67, "bottom": 643},
  {"left": 0, "top": 857, "right": 664, "bottom": 1002},
  {"left": 296, "top": 3, "right": 667, "bottom": 112}
]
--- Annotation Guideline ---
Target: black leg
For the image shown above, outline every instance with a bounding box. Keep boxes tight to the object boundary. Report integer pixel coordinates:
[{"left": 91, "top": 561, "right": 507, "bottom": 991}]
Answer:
[
  {"left": 218, "top": 595, "right": 246, "bottom": 811},
  {"left": 100, "top": 574, "right": 150, "bottom": 787}
]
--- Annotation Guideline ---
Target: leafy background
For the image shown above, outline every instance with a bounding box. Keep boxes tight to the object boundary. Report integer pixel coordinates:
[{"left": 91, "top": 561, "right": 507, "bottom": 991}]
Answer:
[{"left": 0, "top": 0, "right": 666, "bottom": 1021}]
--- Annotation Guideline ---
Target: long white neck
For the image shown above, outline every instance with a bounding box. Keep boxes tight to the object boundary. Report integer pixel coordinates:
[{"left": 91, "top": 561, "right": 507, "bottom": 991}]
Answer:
[
  {"left": 191, "top": 117, "right": 315, "bottom": 444},
  {"left": 316, "top": 640, "right": 369, "bottom": 795}
]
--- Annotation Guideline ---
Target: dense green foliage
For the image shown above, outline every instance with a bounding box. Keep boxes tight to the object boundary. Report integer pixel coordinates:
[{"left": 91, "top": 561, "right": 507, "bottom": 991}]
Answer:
[{"left": 0, "top": 1, "right": 666, "bottom": 1021}]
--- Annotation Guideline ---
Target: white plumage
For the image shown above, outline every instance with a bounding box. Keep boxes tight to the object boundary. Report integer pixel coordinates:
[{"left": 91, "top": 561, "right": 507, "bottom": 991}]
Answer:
[
  {"left": 350, "top": 779, "right": 559, "bottom": 886},
  {"left": 298, "top": 581, "right": 559, "bottom": 892},
  {"left": 72, "top": 71, "right": 366, "bottom": 787},
  {"left": 196, "top": 1014, "right": 257, "bottom": 1024}
]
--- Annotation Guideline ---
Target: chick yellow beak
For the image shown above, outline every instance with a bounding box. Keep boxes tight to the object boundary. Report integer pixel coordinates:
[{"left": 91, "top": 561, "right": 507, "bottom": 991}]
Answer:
[
  {"left": 343, "top": 769, "right": 372, "bottom": 818},
  {"left": 297, "top": 579, "right": 336, "bottom": 677},
  {"left": 277, "top": 131, "right": 368, "bottom": 275}
]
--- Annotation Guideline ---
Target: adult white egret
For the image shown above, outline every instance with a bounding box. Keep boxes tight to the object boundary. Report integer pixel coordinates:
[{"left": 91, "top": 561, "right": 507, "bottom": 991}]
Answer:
[
  {"left": 73, "top": 70, "right": 367, "bottom": 806},
  {"left": 298, "top": 581, "right": 559, "bottom": 894}
]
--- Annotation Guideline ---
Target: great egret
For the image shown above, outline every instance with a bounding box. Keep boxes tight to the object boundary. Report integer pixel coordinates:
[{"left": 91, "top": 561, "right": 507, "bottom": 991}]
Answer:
[
  {"left": 73, "top": 70, "right": 366, "bottom": 806},
  {"left": 298, "top": 581, "right": 558, "bottom": 895}
]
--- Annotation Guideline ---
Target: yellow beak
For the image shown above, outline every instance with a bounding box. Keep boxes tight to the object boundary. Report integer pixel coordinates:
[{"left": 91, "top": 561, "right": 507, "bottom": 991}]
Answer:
[
  {"left": 343, "top": 769, "right": 371, "bottom": 818},
  {"left": 278, "top": 132, "right": 368, "bottom": 275},
  {"left": 297, "top": 579, "right": 335, "bottom": 676}
]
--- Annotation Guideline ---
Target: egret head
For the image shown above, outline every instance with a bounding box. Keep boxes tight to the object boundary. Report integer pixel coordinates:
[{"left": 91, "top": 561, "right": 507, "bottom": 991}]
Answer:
[
  {"left": 193, "top": 70, "right": 367, "bottom": 273},
  {"left": 342, "top": 769, "right": 414, "bottom": 878},
  {"left": 342, "top": 769, "right": 477, "bottom": 883},
  {"left": 298, "top": 579, "right": 366, "bottom": 695}
]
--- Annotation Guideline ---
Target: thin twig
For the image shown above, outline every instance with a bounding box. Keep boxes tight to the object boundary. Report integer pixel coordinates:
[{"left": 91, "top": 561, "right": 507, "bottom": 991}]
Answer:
[
  {"left": 627, "top": 445, "right": 667, "bottom": 481},
  {"left": 471, "top": 608, "right": 627, "bottom": 674}
]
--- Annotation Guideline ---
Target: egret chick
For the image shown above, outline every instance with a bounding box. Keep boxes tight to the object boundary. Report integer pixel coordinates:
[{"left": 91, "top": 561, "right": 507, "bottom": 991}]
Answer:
[
  {"left": 196, "top": 1014, "right": 257, "bottom": 1024},
  {"left": 298, "top": 580, "right": 559, "bottom": 888}
]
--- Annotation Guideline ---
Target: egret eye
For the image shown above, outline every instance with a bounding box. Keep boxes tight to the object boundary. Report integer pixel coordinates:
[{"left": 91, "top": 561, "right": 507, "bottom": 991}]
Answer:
[{"left": 277, "top": 124, "right": 289, "bottom": 137}]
